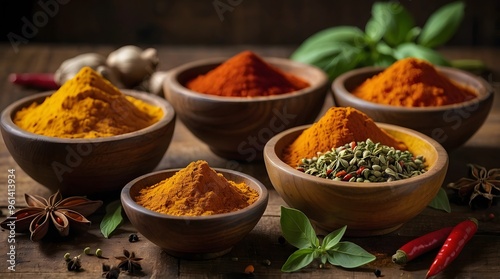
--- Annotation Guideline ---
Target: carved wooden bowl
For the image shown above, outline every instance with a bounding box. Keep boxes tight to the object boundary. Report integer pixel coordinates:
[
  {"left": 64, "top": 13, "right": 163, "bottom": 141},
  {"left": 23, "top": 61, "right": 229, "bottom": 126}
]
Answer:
[
  {"left": 1, "top": 90, "right": 176, "bottom": 197},
  {"left": 121, "top": 168, "right": 269, "bottom": 260},
  {"left": 163, "top": 56, "right": 329, "bottom": 161},
  {"left": 332, "top": 66, "right": 494, "bottom": 150},
  {"left": 264, "top": 123, "right": 448, "bottom": 237}
]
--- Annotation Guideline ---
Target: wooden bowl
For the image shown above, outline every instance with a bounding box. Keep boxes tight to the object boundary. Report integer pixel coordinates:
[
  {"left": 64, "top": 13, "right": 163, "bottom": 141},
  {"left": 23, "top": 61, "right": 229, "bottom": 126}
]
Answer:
[
  {"left": 332, "top": 66, "right": 494, "bottom": 150},
  {"left": 1, "top": 90, "right": 176, "bottom": 197},
  {"left": 121, "top": 168, "right": 269, "bottom": 260},
  {"left": 263, "top": 123, "right": 448, "bottom": 236},
  {"left": 163, "top": 56, "right": 329, "bottom": 161}
]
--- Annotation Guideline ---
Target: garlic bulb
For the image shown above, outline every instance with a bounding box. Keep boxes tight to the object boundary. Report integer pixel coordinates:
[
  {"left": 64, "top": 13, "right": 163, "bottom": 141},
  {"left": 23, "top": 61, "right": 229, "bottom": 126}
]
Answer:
[
  {"left": 148, "top": 71, "right": 169, "bottom": 96},
  {"left": 54, "top": 53, "right": 123, "bottom": 87},
  {"left": 106, "top": 45, "right": 159, "bottom": 88}
]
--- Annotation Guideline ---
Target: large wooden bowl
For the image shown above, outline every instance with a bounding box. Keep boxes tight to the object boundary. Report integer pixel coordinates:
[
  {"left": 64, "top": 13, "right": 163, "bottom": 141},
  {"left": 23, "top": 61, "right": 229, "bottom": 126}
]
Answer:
[
  {"left": 163, "top": 56, "right": 329, "bottom": 161},
  {"left": 264, "top": 123, "right": 448, "bottom": 236},
  {"left": 332, "top": 66, "right": 494, "bottom": 150},
  {"left": 1, "top": 90, "right": 176, "bottom": 197},
  {"left": 121, "top": 168, "right": 269, "bottom": 260}
]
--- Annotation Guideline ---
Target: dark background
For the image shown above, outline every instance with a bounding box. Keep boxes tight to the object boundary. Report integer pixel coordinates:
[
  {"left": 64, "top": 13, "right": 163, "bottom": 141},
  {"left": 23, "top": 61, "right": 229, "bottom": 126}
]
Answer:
[{"left": 1, "top": 0, "right": 499, "bottom": 47}]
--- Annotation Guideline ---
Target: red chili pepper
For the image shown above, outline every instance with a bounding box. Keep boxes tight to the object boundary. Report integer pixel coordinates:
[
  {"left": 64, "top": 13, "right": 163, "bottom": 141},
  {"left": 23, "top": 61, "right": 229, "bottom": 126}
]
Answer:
[
  {"left": 9, "top": 73, "right": 59, "bottom": 90},
  {"left": 425, "top": 218, "right": 478, "bottom": 278},
  {"left": 326, "top": 169, "right": 333, "bottom": 176},
  {"left": 356, "top": 166, "right": 366, "bottom": 176},
  {"left": 350, "top": 141, "right": 356, "bottom": 149},
  {"left": 342, "top": 173, "right": 353, "bottom": 181},
  {"left": 392, "top": 226, "right": 453, "bottom": 264},
  {"left": 335, "top": 170, "right": 347, "bottom": 178}
]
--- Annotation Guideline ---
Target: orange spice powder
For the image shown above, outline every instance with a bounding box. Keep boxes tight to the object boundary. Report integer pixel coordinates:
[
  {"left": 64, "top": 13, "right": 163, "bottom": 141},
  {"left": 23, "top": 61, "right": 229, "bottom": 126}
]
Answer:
[
  {"left": 186, "top": 51, "right": 310, "bottom": 97},
  {"left": 352, "top": 58, "right": 477, "bottom": 107}
]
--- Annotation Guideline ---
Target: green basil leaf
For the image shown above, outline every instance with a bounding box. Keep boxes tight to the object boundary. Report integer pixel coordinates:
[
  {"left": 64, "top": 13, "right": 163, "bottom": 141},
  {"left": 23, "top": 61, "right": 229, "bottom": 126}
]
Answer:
[
  {"left": 281, "top": 248, "right": 316, "bottom": 272},
  {"left": 394, "top": 43, "right": 450, "bottom": 66},
  {"left": 405, "top": 26, "right": 421, "bottom": 42},
  {"left": 323, "top": 45, "right": 364, "bottom": 80},
  {"left": 280, "top": 206, "right": 318, "bottom": 249},
  {"left": 418, "top": 1, "right": 465, "bottom": 48},
  {"left": 322, "top": 225, "right": 346, "bottom": 250},
  {"left": 100, "top": 200, "right": 123, "bottom": 238},
  {"left": 383, "top": 3, "right": 415, "bottom": 46},
  {"left": 292, "top": 42, "right": 345, "bottom": 65},
  {"left": 368, "top": 2, "right": 414, "bottom": 46},
  {"left": 365, "top": 17, "right": 385, "bottom": 43},
  {"left": 291, "top": 26, "right": 366, "bottom": 60},
  {"left": 428, "top": 187, "right": 451, "bottom": 213},
  {"left": 328, "top": 242, "right": 376, "bottom": 268}
]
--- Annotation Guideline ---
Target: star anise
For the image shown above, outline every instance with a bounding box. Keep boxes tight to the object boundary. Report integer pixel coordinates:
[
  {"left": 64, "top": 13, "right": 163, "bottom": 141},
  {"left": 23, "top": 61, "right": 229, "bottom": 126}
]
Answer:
[
  {"left": 115, "top": 249, "right": 143, "bottom": 274},
  {"left": 447, "top": 164, "right": 500, "bottom": 208},
  {"left": 0, "top": 191, "right": 102, "bottom": 241}
]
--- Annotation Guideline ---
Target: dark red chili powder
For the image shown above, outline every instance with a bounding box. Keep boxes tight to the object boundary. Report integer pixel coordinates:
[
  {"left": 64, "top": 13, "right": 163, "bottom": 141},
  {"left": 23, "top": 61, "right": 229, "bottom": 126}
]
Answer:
[{"left": 185, "top": 51, "right": 310, "bottom": 97}]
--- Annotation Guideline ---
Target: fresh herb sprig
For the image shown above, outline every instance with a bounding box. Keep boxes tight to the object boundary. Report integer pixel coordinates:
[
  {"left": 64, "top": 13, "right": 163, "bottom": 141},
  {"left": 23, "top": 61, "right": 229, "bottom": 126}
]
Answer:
[
  {"left": 291, "top": 1, "right": 469, "bottom": 80},
  {"left": 280, "top": 206, "right": 375, "bottom": 272},
  {"left": 100, "top": 200, "right": 123, "bottom": 238}
]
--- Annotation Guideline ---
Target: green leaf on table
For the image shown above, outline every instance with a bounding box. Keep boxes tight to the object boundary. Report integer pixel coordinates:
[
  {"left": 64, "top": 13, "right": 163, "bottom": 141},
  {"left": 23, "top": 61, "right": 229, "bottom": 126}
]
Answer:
[
  {"left": 321, "top": 225, "right": 346, "bottom": 250},
  {"left": 418, "top": 1, "right": 465, "bottom": 48},
  {"left": 291, "top": 26, "right": 366, "bottom": 61},
  {"left": 281, "top": 248, "right": 316, "bottom": 272},
  {"left": 280, "top": 206, "right": 318, "bottom": 249},
  {"left": 394, "top": 43, "right": 450, "bottom": 66},
  {"left": 328, "top": 242, "right": 376, "bottom": 268},
  {"left": 428, "top": 187, "right": 451, "bottom": 213},
  {"left": 100, "top": 200, "right": 123, "bottom": 238}
]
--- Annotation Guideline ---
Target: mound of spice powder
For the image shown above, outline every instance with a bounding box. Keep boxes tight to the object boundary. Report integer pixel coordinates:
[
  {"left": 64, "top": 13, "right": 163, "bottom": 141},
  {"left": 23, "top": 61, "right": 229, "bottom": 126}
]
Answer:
[
  {"left": 185, "top": 51, "right": 310, "bottom": 97},
  {"left": 352, "top": 58, "right": 477, "bottom": 107},
  {"left": 14, "top": 67, "right": 163, "bottom": 138},
  {"left": 135, "top": 160, "right": 259, "bottom": 216},
  {"left": 282, "top": 107, "right": 407, "bottom": 166}
]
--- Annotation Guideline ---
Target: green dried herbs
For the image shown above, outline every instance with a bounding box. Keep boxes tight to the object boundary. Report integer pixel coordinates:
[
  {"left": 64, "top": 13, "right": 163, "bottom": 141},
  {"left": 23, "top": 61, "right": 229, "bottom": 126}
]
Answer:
[{"left": 297, "top": 139, "right": 426, "bottom": 182}]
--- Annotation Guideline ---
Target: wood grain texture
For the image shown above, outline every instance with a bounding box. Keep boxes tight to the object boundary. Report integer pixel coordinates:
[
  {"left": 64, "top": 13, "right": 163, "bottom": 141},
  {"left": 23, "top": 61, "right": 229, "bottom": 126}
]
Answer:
[{"left": 0, "top": 44, "right": 499, "bottom": 278}]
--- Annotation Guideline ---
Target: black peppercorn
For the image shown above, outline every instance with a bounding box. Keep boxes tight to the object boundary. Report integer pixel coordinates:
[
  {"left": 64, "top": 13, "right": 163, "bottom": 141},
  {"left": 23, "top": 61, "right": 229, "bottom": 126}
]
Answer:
[
  {"left": 374, "top": 268, "right": 382, "bottom": 277},
  {"left": 129, "top": 233, "right": 139, "bottom": 243}
]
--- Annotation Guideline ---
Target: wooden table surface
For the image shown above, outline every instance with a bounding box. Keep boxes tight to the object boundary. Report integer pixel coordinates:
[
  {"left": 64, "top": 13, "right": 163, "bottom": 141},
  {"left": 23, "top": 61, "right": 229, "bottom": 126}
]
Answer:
[{"left": 0, "top": 44, "right": 499, "bottom": 279}]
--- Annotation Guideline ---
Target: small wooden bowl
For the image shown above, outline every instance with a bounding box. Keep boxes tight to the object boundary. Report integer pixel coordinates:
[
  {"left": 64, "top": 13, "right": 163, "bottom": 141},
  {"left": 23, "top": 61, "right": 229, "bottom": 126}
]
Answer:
[
  {"left": 163, "top": 56, "right": 329, "bottom": 161},
  {"left": 1, "top": 90, "right": 176, "bottom": 197},
  {"left": 263, "top": 123, "right": 448, "bottom": 236},
  {"left": 121, "top": 168, "right": 269, "bottom": 260},
  {"left": 332, "top": 66, "right": 494, "bottom": 150}
]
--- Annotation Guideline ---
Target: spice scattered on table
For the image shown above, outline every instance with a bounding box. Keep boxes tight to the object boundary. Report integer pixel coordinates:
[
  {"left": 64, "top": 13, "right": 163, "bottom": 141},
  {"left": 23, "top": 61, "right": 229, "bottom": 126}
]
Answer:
[
  {"left": 135, "top": 160, "right": 259, "bottom": 216},
  {"left": 282, "top": 107, "right": 407, "bottom": 166},
  {"left": 115, "top": 249, "right": 143, "bottom": 275},
  {"left": 352, "top": 58, "right": 477, "bottom": 107},
  {"left": 425, "top": 218, "right": 478, "bottom": 278},
  {"left": 447, "top": 164, "right": 500, "bottom": 209},
  {"left": 14, "top": 66, "right": 163, "bottom": 138},
  {"left": 297, "top": 139, "right": 426, "bottom": 182},
  {"left": 186, "top": 50, "right": 310, "bottom": 97},
  {"left": 128, "top": 233, "right": 139, "bottom": 243},
  {"left": 0, "top": 191, "right": 102, "bottom": 241}
]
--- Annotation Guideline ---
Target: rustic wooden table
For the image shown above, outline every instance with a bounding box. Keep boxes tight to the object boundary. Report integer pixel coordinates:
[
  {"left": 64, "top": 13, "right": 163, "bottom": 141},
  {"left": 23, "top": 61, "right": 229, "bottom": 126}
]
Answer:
[{"left": 0, "top": 44, "right": 499, "bottom": 279}]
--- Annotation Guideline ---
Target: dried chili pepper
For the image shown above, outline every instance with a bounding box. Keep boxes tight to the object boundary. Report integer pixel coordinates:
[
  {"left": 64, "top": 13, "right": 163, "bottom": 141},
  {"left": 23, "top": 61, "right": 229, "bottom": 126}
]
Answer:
[
  {"left": 392, "top": 226, "right": 453, "bottom": 264},
  {"left": 425, "top": 218, "right": 478, "bottom": 278}
]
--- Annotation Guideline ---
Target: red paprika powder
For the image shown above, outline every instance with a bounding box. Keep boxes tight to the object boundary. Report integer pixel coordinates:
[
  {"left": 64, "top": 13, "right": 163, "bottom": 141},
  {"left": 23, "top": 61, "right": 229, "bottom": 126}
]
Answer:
[{"left": 186, "top": 51, "right": 310, "bottom": 97}]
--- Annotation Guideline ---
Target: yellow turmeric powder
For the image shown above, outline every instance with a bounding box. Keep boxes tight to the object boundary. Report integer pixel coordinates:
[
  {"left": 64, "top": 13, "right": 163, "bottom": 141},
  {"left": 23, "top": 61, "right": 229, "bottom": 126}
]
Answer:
[
  {"left": 135, "top": 160, "right": 259, "bottom": 216},
  {"left": 352, "top": 58, "right": 477, "bottom": 107},
  {"left": 14, "top": 67, "right": 163, "bottom": 138},
  {"left": 282, "top": 107, "right": 406, "bottom": 166}
]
